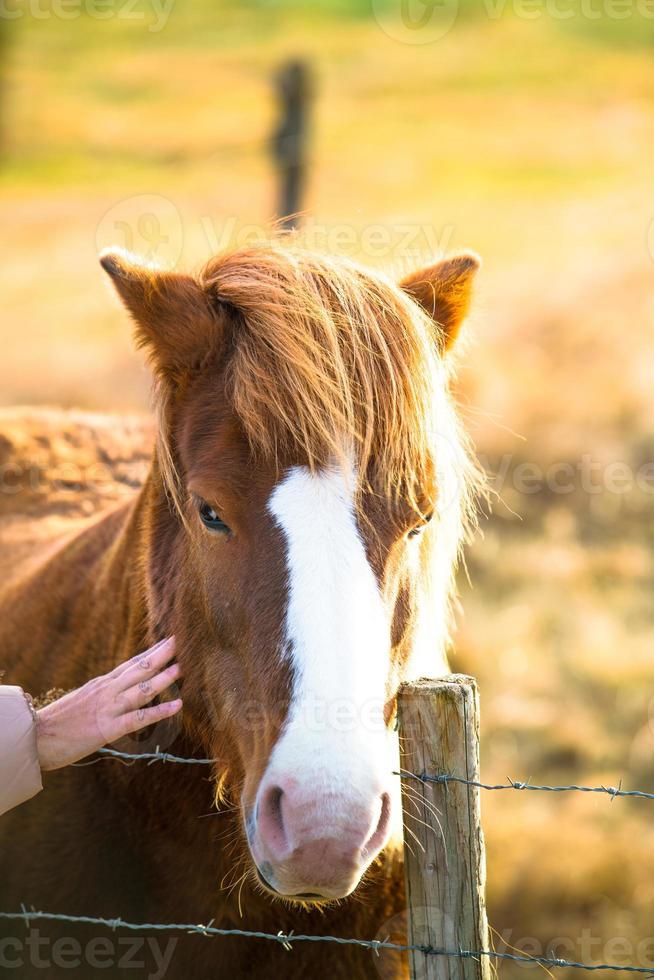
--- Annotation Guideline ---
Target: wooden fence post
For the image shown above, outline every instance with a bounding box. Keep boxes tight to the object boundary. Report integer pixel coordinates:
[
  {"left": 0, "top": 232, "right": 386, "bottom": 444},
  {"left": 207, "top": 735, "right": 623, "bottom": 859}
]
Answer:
[
  {"left": 397, "top": 675, "right": 490, "bottom": 980},
  {"left": 271, "top": 59, "right": 311, "bottom": 229}
]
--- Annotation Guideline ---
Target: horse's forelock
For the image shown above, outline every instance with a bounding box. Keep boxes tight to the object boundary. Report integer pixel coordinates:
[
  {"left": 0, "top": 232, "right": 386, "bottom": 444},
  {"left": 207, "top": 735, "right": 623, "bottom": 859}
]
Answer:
[{"left": 197, "top": 244, "right": 457, "bottom": 518}]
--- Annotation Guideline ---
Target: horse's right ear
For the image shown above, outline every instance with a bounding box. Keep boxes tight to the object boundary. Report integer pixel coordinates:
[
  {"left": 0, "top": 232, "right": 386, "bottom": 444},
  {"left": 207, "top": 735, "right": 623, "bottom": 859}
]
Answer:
[{"left": 100, "top": 248, "right": 221, "bottom": 383}]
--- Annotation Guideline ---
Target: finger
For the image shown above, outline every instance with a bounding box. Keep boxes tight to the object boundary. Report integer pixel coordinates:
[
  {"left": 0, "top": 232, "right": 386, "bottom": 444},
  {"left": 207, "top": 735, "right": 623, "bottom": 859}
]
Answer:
[
  {"left": 119, "top": 698, "right": 183, "bottom": 737},
  {"left": 111, "top": 637, "right": 176, "bottom": 681},
  {"left": 114, "top": 637, "right": 177, "bottom": 691},
  {"left": 122, "top": 662, "right": 182, "bottom": 710},
  {"left": 110, "top": 637, "right": 173, "bottom": 680}
]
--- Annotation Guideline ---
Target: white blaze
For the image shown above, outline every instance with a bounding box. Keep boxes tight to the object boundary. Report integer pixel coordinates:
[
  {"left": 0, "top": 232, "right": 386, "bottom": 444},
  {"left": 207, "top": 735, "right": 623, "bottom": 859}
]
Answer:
[{"left": 266, "top": 463, "right": 393, "bottom": 807}]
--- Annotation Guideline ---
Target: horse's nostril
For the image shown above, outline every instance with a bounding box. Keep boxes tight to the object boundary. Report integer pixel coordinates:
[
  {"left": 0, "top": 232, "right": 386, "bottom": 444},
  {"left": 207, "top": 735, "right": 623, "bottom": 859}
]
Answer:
[
  {"left": 268, "top": 786, "right": 284, "bottom": 823},
  {"left": 264, "top": 786, "right": 284, "bottom": 830},
  {"left": 258, "top": 784, "right": 287, "bottom": 856},
  {"left": 363, "top": 791, "right": 392, "bottom": 858}
]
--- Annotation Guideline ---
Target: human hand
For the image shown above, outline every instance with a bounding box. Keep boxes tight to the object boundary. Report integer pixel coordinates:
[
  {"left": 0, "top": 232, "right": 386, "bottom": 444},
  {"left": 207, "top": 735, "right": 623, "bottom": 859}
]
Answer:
[{"left": 35, "top": 637, "right": 182, "bottom": 772}]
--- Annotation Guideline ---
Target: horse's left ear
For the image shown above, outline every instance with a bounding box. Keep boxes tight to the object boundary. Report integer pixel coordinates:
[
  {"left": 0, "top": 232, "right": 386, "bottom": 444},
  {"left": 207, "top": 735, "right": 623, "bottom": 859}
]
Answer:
[
  {"left": 399, "top": 252, "right": 481, "bottom": 352},
  {"left": 100, "top": 248, "right": 220, "bottom": 383}
]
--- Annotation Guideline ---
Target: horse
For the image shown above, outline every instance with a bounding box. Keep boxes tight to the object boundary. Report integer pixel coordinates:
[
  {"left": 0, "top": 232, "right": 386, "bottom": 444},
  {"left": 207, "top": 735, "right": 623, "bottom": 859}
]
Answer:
[{"left": 0, "top": 241, "right": 479, "bottom": 979}]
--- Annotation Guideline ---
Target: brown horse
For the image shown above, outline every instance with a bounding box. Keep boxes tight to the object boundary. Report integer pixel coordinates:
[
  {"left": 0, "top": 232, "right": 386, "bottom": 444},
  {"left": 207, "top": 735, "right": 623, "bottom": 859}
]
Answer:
[{"left": 0, "top": 242, "right": 479, "bottom": 979}]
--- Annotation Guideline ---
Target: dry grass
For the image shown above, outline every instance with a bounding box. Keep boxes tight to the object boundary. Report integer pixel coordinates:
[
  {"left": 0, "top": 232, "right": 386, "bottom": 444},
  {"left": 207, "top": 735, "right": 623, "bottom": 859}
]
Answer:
[{"left": 2, "top": 3, "right": 654, "bottom": 975}]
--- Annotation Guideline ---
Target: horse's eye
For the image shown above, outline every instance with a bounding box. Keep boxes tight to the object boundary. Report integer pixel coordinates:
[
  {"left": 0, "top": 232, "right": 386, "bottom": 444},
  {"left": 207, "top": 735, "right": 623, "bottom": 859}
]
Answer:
[
  {"left": 198, "top": 500, "right": 231, "bottom": 534},
  {"left": 408, "top": 512, "right": 434, "bottom": 539}
]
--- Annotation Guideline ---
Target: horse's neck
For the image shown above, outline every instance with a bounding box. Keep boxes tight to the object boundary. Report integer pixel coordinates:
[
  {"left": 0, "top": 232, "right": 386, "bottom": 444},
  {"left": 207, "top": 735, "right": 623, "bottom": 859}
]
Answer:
[{"left": 0, "top": 474, "right": 157, "bottom": 695}]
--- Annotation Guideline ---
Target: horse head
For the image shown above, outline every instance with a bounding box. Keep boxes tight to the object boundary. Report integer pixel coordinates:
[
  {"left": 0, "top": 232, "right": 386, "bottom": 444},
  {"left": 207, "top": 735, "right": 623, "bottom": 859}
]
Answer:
[{"left": 101, "top": 241, "right": 479, "bottom": 903}]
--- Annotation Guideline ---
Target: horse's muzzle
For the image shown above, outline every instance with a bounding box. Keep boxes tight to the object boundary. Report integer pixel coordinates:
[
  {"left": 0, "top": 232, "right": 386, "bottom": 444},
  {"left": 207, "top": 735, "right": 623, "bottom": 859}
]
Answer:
[{"left": 247, "top": 779, "right": 392, "bottom": 901}]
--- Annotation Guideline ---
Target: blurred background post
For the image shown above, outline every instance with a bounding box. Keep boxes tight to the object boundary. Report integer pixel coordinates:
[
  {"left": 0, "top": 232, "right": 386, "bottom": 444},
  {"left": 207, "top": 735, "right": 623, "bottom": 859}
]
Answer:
[{"left": 271, "top": 58, "right": 311, "bottom": 228}]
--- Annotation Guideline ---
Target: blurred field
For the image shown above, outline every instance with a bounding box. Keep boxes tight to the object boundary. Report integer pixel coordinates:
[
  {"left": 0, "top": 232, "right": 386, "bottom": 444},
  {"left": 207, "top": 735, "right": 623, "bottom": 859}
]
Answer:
[{"left": 2, "top": 2, "right": 654, "bottom": 975}]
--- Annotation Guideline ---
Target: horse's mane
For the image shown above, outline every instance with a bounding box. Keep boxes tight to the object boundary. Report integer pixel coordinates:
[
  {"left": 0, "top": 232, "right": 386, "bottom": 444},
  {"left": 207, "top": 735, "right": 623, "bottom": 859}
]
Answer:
[{"left": 180, "top": 243, "right": 471, "bottom": 522}]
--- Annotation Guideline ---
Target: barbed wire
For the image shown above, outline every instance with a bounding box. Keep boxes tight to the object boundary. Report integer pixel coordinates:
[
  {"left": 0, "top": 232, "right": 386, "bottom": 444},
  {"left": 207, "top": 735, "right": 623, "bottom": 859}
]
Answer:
[
  {"left": 94, "top": 747, "right": 216, "bottom": 766},
  {"left": 92, "top": 748, "right": 654, "bottom": 802},
  {"left": 395, "top": 771, "right": 654, "bottom": 802},
  {"left": 1, "top": 908, "right": 653, "bottom": 975}
]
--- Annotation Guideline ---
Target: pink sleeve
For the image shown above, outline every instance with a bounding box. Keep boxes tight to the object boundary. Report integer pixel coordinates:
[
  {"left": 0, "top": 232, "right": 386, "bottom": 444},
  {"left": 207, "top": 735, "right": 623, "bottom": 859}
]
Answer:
[{"left": 0, "top": 686, "right": 43, "bottom": 817}]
